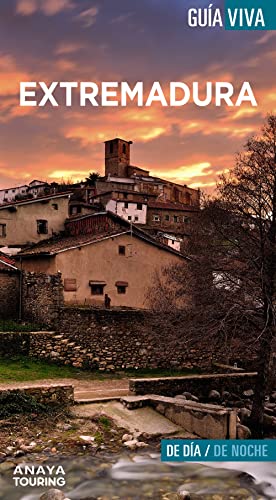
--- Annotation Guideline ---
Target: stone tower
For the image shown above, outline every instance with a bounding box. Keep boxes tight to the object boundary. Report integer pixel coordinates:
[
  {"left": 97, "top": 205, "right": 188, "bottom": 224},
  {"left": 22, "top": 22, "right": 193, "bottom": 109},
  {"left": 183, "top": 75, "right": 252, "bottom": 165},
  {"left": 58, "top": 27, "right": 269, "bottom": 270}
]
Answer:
[{"left": 104, "top": 138, "right": 133, "bottom": 177}]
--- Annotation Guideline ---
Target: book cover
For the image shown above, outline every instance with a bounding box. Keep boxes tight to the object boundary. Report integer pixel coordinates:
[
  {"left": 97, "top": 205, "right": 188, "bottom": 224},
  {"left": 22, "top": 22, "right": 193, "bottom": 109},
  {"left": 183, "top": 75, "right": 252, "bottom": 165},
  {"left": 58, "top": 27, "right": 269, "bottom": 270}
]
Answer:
[{"left": 0, "top": 1, "right": 275, "bottom": 499}]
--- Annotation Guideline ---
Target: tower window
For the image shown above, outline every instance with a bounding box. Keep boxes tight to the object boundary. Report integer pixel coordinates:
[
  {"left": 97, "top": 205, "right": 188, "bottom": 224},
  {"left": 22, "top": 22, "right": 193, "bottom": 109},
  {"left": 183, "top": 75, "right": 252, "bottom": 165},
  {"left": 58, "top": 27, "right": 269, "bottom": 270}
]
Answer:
[
  {"left": 37, "top": 219, "right": 48, "bottom": 234},
  {"left": 122, "top": 143, "right": 126, "bottom": 154},
  {"left": 137, "top": 203, "right": 143, "bottom": 210},
  {"left": 118, "top": 245, "right": 126, "bottom": 255},
  {"left": 110, "top": 142, "right": 114, "bottom": 154}
]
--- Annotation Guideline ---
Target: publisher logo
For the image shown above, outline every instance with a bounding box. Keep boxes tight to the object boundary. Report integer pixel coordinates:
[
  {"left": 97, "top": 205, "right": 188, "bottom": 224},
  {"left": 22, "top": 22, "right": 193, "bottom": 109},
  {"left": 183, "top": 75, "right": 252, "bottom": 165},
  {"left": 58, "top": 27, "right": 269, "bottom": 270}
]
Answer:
[
  {"left": 13, "top": 464, "right": 66, "bottom": 489},
  {"left": 225, "top": 0, "right": 276, "bottom": 30},
  {"left": 187, "top": 1, "right": 276, "bottom": 31}
]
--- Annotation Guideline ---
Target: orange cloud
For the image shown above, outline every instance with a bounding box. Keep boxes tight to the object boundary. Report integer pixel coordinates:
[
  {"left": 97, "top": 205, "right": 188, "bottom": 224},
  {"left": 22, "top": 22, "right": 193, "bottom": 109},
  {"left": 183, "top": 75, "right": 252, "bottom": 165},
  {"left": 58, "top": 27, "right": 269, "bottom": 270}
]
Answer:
[{"left": 16, "top": 0, "right": 74, "bottom": 16}]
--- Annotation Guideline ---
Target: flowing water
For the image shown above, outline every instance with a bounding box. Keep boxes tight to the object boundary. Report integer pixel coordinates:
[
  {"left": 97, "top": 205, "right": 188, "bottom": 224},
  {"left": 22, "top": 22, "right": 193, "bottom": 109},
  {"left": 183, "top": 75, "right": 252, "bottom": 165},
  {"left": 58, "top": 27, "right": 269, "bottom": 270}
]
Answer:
[{"left": 1, "top": 452, "right": 276, "bottom": 500}]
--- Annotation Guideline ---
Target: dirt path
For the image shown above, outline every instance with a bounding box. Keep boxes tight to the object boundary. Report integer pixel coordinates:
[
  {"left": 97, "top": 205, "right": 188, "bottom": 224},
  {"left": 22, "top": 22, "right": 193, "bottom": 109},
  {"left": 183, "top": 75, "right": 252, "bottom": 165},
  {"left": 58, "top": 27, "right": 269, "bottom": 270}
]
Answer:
[{"left": 0, "top": 378, "right": 130, "bottom": 399}]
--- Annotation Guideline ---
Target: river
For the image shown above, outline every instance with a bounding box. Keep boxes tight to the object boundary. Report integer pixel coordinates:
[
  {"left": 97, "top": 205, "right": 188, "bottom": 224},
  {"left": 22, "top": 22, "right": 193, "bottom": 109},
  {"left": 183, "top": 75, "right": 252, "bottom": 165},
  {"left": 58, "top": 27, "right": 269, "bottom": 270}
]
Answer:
[{"left": 1, "top": 452, "right": 276, "bottom": 499}]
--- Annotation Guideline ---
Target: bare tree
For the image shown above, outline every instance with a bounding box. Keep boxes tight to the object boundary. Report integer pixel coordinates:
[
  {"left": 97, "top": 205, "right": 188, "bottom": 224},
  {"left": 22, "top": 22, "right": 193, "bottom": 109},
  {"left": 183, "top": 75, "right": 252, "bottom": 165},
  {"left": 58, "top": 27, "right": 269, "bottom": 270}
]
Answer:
[{"left": 149, "top": 115, "right": 276, "bottom": 436}]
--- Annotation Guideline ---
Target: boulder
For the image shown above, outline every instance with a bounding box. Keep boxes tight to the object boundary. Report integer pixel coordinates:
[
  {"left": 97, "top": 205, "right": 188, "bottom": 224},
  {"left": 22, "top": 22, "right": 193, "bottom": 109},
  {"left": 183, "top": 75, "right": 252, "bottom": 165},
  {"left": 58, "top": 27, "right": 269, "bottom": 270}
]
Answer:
[
  {"left": 222, "top": 390, "right": 231, "bottom": 400},
  {"left": 40, "top": 490, "right": 66, "bottom": 500},
  {"left": 263, "top": 414, "right": 276, "bottom": 429},
  {"left": 265, "top": 403, "right": 276, "bottom": 410},
  {"left": 239, "top": 408, "right": 251, "bottom": 423},
  {"left": 182, "top": 392, "right": 193, "bottom": 400},
  {"left": 175, "top": 395, "right": 187, "bottom": 401},
  {"left": 123, "top": 439, "right": 138, "bottom": 450},
  {"left": 237, "top": 423, "right": 251, "bottom": 439},
  {"left": 208, "top": 390, "right": 221, "bottom": 401},
  {"left": 177, "top": 490, "right": 191, "bottom": 499},
  {"left": 243, "top": 389, "right": 254, "bottom": 398},
  {"left": 135, "top": 441, "right": 149, "bottom": 448},
  {"left": 122, "top": 434, "right": 133, "bottom": 442},
  {"left": 79, "top": 435, "right": 95, "bottom": 444}
]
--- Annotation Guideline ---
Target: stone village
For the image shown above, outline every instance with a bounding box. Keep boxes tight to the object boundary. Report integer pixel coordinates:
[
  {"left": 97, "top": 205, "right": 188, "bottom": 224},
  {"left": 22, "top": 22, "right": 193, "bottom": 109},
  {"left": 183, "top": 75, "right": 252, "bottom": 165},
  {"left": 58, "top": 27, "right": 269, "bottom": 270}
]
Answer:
[
  {"left": 0, "top": 137, "right": 199, "bottom": 310},
  {"left": 0, "top": 136, "right": 276, "bottom": 476}
]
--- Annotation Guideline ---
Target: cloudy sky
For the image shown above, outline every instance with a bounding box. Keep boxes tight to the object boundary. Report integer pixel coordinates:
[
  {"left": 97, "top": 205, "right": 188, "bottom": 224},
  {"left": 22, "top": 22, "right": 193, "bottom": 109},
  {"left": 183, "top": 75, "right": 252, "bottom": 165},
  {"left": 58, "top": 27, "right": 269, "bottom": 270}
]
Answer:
[{"left": 0, "top": 0, "right": 275, "bottom": 191}]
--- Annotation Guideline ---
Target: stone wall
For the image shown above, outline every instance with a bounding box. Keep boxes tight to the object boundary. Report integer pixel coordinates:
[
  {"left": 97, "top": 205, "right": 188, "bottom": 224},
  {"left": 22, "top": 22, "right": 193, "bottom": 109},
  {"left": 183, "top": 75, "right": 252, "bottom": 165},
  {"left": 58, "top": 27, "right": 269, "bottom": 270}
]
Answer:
[
  {"left": 121, "top": 395, "right": 237, "bottom": 439},
  {"left": 0, "top": 385, "right": 74, "bottom": 407},
  {"left": 0, "top": 271, "right": 19, "bottom": 320},
  {"left": 0, "top": 332, "right": 30, "bottom": 355},
  {"left": 129, "top": 372, "right": 258, "bottom": 397},
  {"left": 22, "top": 272, "right": 64, "bottom": 327},
  {"left": 0, "top": 306, "right": 260, "bottom": 372},
  {"left": 52, "top": 307, "right": 216, "bottom": 370}
]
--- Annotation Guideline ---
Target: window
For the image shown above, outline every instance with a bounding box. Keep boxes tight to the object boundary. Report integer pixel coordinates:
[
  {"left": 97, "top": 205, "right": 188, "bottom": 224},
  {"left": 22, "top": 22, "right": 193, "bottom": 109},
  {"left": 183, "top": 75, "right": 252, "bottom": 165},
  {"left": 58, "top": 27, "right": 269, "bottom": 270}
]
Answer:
[
  {"left": 52, "top": 203, "right": 58, "bottom": 210},
  {"left": 122, "top": 144, "right": 126, "bottom": 154},
  {"left": 165, "top": 214, "right": 170, "bottom": 221},
  {"left": 124, "top": 202, "right": 129, "bottom": 208},
  {"left": 153, "top": 214, "right": 160, "bottom": 222},
  {"left": 71, "top": 206, "right": 82, "bottom": 215},
  {"left": 137, "top": 203, "right": 143, "bottom": 210},
  {"left": 116, "top": 281, "right": 128, "bottom": 294},
  {"left": 37, "top": 219, "right": 48, "bottom": 234},
  {"left": 184, "top": 216, "right": 191, "bottom": 224},
  {"left": 0, "top": 224, "right": 6, "bottom": 238},
  {"left": 110, "top": 142, "right": 114, "bottom": 154},
  {"left": 173, "top": 216, "right": 179, "bottom": 223},
  {"left": 128, "top": 216, "right": 132, "bottom": 221},
  {"left": 64, "top": 278, "right": 77, "bottom": 292},
  {"left": 118, "top": 245, "right": 126, "bottom": 255},
  {"left": 91, "top": 284, "right": 105, "bottom": 295},
  {"left": 89, "top": 281, "right": 106, "bottom": 295},
  {"left": 134, "top": 216, "right": 139, "bottom": 222}
]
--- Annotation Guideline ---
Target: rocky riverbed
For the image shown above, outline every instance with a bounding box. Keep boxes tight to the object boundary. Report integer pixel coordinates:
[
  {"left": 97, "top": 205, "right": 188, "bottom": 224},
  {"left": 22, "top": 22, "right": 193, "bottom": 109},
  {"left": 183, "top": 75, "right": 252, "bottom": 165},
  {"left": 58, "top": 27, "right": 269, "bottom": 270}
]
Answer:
[
  {"left": 0, "top": 409, "right": 276, "bottom": 500},
  {"left": 171, "top": 387, "right": 276, "bottom": 436},
  {"left": 1, "top": 451, "right": 276, "bottom": 500}
]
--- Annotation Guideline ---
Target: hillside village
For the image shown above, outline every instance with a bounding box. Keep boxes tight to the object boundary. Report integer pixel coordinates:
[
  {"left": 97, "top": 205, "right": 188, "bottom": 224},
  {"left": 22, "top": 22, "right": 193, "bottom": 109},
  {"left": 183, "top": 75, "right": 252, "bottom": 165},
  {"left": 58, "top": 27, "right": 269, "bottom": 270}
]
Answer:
[{"left": 0, "top": 138, "right": 199, "bottom": 311}]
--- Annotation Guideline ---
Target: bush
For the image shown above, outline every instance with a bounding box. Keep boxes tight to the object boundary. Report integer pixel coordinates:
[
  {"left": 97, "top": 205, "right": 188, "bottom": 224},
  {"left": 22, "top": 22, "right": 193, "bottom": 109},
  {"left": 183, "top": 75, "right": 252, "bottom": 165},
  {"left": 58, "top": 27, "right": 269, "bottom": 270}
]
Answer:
[
  {"left": 0, "top": 391, "right": 48, "bottom": 418},
  {"left": 0, "top": 321, "right": 43, "bottom": 332}
]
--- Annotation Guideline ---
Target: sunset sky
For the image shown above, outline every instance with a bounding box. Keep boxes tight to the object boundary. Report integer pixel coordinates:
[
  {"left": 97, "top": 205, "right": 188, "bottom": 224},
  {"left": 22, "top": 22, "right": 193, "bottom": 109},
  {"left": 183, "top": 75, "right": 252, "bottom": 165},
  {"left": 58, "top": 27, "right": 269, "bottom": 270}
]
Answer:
[{"left": 0, "top": 0, "right": 275, "bottom": 192}]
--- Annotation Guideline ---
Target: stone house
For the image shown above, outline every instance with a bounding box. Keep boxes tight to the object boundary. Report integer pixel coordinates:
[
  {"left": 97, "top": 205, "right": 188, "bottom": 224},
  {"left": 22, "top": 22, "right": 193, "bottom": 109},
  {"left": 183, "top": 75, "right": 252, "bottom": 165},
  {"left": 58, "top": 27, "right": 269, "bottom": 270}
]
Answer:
[
  {"left": 147, "top": 200, "right": 198, "bottom": 233},
  {"left": 0, "top": 192, "right": 72, "bottom": 252},
  {"left": 97, "top": 138, "right": 200, "bottom": 208},
  {"left": 18, "top": 212, "right": 188, "bottom": 309},
  {"left": 89, "top": 190, "right": 157, "bottom": 225}
]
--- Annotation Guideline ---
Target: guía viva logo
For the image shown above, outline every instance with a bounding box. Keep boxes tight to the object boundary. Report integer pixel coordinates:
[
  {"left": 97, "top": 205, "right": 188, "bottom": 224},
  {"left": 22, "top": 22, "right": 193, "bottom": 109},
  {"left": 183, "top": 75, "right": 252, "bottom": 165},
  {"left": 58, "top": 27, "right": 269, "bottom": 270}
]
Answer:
[{"left": 187, "top": 1, "right": 276, "bottom": 30}]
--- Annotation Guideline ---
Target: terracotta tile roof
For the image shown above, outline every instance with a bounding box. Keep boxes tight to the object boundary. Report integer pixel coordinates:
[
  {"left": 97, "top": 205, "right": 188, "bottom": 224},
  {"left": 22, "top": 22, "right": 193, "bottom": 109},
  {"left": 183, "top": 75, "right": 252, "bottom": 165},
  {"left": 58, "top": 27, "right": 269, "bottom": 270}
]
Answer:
[
  {"left": 0, "top": 251, "right": 18, "bottom": 270},
  {"left": 18, "top": 230, "right": 129, "bottom": 256},
  {"left": 18, "top": 212, "right": 190, "bottom": 260},
  {"left": 0, "top": 191, "right": 73, "bottom": 209}
]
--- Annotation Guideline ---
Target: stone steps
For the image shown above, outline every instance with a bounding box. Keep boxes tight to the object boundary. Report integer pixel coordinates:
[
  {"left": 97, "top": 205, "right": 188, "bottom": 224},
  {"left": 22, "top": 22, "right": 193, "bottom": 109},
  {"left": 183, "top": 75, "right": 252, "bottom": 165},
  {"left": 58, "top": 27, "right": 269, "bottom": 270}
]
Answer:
[{"left": 74, "top": 396, "right": 123, "bottom": 404}]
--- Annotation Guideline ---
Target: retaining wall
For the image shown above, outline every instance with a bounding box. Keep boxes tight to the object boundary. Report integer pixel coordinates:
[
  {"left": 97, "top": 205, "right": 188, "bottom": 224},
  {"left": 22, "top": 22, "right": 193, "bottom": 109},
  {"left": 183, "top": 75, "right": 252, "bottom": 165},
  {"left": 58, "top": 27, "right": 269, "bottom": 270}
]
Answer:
[{"left": 129, "top": 372, "right": 258, "bottom": 397}]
